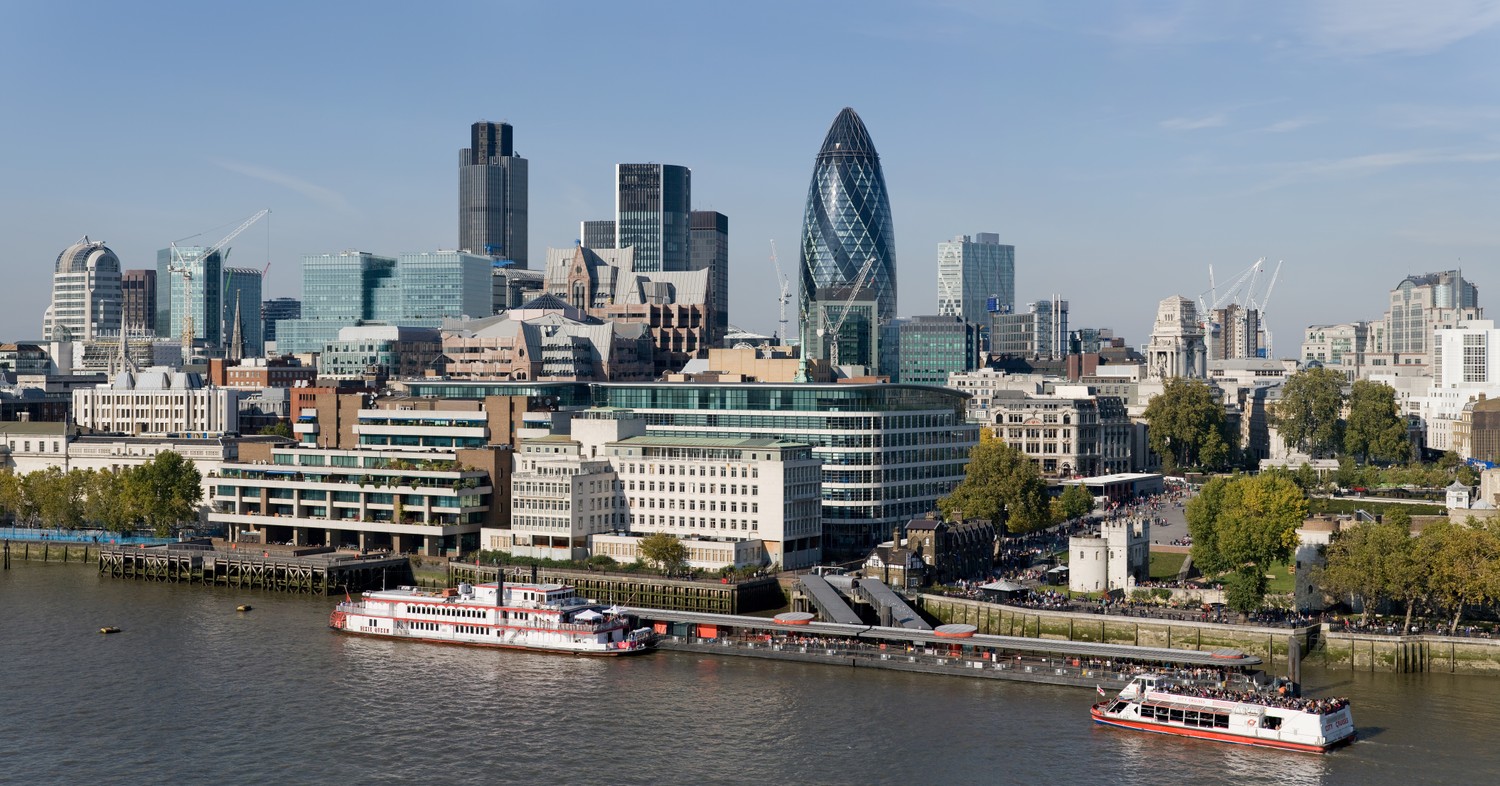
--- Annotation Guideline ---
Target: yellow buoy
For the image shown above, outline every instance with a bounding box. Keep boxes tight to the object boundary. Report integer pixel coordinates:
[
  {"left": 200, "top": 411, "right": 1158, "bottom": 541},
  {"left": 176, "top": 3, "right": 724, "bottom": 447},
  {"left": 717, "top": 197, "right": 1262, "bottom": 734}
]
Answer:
[
  {"left": 99, "top": 626, "right": 121, "bottom": 634},
  {"left": 236, "top": 605, "right": 252, "bottom": 612}
]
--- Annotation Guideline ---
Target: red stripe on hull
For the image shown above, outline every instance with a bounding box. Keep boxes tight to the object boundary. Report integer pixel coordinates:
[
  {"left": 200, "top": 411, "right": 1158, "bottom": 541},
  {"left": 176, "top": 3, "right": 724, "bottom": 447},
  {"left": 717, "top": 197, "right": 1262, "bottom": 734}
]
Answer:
[
  {"left": 1090, "top": 708, "right": 1351, "bottom": 753},
  {"left": 330, "top": 628, "right": 651, "bottom": 657}
]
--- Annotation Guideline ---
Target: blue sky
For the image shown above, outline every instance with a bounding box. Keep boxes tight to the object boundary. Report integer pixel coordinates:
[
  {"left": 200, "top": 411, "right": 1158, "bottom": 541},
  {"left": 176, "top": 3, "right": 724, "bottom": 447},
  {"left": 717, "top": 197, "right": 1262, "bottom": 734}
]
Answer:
[{"left": 2, "top": 1, "right": 1497, "bottom": 354}]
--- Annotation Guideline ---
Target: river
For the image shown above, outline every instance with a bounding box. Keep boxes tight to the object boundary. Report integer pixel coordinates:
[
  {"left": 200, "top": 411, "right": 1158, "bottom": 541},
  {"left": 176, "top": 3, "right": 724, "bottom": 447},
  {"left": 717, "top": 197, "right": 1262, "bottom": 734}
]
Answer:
[{"left": 1, "top": 562, "right": 1494, "bottom": 785}]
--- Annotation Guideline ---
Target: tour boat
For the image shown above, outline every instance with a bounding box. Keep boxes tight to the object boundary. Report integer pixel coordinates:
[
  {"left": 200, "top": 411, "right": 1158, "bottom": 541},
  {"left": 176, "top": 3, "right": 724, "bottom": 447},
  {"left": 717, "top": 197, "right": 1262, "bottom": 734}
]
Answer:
[
  {"left": 1091, "top": 674, "right": 1355, "bottom": 753},
  {"left": 329, "top": 581, "right": 654, "bottom": 655}
]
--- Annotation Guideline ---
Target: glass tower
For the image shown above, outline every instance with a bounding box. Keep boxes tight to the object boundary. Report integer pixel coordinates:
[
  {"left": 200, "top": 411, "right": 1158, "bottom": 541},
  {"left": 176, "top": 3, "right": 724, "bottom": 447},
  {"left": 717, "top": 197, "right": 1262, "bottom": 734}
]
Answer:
[
  {"left": 156, "top": 246, "right": 224, "bottom": 348},
  {"left": 937, "top": 233, "right": 1014, "bottom": 326},
  {"left": 799, "top": 108, "right": 897, "bottom": 373},
  {"left": 459, "top": 121, "right": 529, "bottom": 267},
  {"left": 689, "top": 210, "right": 729, "bottom": 345},
  {"left": 615, "top": 163, "right": 691, "bottom": 272}
]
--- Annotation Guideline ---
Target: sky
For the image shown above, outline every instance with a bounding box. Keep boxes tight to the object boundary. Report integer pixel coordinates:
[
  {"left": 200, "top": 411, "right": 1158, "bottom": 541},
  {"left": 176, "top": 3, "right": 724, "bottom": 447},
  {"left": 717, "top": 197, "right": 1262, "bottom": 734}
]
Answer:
[{"left": 1, "top": 1, "right": 1498, "bottom": 356}]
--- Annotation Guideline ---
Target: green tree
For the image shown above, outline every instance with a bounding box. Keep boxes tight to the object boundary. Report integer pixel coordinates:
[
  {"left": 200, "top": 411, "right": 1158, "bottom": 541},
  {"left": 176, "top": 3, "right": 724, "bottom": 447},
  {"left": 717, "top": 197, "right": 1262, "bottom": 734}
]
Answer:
[
  {"left": 1185, "top": 473, "right": 1307, "bottom": 610},
  {"left": 1342, "top": 380, "right": 1410, "bottom": 464},
  {"left": 1320, "top": 517, "right": 1413, "bottom": 624},
  {"left": 638, "top": 532, "right": 688, "bottom": 576},
  {"left": 1141, "top": 377, "right": 1233, "bottom": 472},
  {"left": 1272, "top": 366, "right": 1345, "bottom": 458},
  {"left": 259, "top": 421, "right": 294, "bottom": 439},
  {"left": 1224, "top": 567, "right": 1268, "bottom": 615},
  {"left": 1426, "top": 519, "right": 1500, "bottom": 635},
  {"left": 937, "top": 430, "right": 1051, "bottom": 534},
  {"left": 0, "top": 470, "right": 25, "bottom": 524},
  {"left": 1059, "top": 484, "right": 1095, "bottom": 522},
  {"left": 84, "top": 468, "right": 137, "bottom": 533},
  {"left": 127, "top": 451, "right": 203, "bottom": 537}
]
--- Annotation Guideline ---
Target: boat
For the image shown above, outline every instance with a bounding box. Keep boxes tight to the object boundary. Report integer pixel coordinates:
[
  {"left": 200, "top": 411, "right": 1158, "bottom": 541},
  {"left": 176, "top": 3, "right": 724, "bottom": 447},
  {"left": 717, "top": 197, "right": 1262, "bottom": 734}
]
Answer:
[
  {"left": 1091, "top": 674, "right": 1355, "bottom": 753},
  {"left": 328, "top": 581, "right": 654, "bottom": 656},
  {"left": 99, "top": 626, "right": 121, "bottom": 635}
]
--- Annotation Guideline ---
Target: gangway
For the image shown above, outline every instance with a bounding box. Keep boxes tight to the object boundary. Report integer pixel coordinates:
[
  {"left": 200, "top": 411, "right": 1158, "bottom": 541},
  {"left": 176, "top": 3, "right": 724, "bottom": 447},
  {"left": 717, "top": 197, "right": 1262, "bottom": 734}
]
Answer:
[
  {"left": 794, "top": 574, "right": 865, "bottom": 625},
  {"left": 856, "top": 579, "right": 932, "bottom": 630}
]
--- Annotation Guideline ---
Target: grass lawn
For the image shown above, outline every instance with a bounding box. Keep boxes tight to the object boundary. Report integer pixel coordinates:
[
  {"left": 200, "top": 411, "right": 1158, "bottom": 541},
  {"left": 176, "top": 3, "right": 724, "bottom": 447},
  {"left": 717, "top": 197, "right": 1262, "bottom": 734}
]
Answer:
[
  {"left": 1149, "top": 552, "right": 1186, "bottom": 581},
  {"left": 1264, "top": 561, "right": 1296, "bottom": 594}
]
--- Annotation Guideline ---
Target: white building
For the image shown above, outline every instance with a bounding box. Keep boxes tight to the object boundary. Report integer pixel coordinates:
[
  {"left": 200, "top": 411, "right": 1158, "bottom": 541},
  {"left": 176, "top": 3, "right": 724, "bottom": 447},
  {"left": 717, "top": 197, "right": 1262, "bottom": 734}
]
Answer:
[
  {"left": 72, "top": 367, "right": 240, "bottom": 436},
  {"left": 1145, "top": 296, "right": 1207, "bottom": 380},
  {"left": 1419, "top": 320, "right": 1500, "bottom": 453},
  {"left": 936, "top": 233, "right": 1015, "bottom": 326},
  {"left": 1068, "top": 517, "right": 1150, "bottom": 594},
  {"left": 43, "top": 237, "right": 122, "bottom": 343}
]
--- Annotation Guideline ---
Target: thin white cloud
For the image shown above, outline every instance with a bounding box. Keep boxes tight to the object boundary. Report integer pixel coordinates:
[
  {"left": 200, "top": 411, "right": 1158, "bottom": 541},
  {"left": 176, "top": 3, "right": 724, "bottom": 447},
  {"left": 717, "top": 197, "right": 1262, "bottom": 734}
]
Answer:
[
  {"left": 1258, "top": 117, "right": 1319, "bottom": 134},
  {"left": 1301, "top": 0, "right": 1500, "bottom": 56},
  {"left": 1249, "top": 149, "right": 1500, "bottom": 192},
  {"left": 211, "top": 158, "right": 360, "bottom": 217},
  {"left": 1161, "top": 113, "right": 1228, "bottom": 131}
]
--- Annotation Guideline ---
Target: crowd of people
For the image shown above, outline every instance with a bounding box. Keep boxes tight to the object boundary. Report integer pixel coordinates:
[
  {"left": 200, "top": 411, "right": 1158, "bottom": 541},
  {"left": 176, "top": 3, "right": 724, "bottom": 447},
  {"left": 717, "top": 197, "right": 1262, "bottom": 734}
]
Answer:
[{"left": 1157, "top": 681, "right": 1350, "bottom": 715}]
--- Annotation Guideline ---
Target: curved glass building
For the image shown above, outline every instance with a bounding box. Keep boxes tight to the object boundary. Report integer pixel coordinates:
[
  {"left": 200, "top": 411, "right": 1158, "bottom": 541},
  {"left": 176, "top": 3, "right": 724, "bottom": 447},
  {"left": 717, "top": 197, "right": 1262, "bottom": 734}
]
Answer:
[{"left": 799, "top": 107, "right": 897, "bottom": 372}]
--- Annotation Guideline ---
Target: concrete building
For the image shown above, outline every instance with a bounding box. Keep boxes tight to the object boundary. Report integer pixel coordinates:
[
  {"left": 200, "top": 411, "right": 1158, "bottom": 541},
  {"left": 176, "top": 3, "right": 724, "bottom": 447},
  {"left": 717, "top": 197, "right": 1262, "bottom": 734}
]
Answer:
[
  {"left": 700, "top": 346, "right": 832, "bottom": 384},
  {"left": 992, "top": 297, "right": 1069, "bottom": 359},
  {"left": 985, "top": 385, "right": 1132, "bottom": 477},
  {"left": 1207, "top": 304, "right": 1261, "bottom": 360},
  {"left": 1366, "top": 270, "right": 1481, "bottom": 374},
  {"left": 121, "top": 269, "right": 157, "bottom": 335},
  {"left": 1302, "top": 322, "right": 1370, "bottom": 378},
  {"left": 459, "top": 121, "right": 528, "bottom": 266},
  {"left": 1418, "top": 320, "right": 1500, "bottom": 454},
  {"left": 441, "top": 305, "right": 655, "bottom": 382},
  {"left": 1145, "top": 296, "right": 1207, "bottom": 380},
  {"left": 895, "top": 315, "right": 980, "bottom": 385},
  {"left": 689, "top": 210, "right": 730, "bottom": 346},
  {"left": 937, "top": 233, "right": 1014, "bottom": 329},
  {"left": 72, "top": 367, "right": 240, "bottom": 436},
  {"left": 44, "top": 237, "right": 122, "bottom": 343},
  {"left": 1068, "top": 516, "right": 1150, "bottom": 594},
  {"left": 317, "top": 325, "right": 444, "bottom": 383}
]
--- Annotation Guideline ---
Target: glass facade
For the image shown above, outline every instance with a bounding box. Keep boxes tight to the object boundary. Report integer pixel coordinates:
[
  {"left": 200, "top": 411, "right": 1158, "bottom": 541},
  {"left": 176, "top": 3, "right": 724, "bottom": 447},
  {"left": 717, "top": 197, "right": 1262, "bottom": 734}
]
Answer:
[
  {"left": 896, "top": 315, "right": 980, "bottom": 385},
  {"left": 222, "top": 267, "right": 264, "bottom": 356},
  {"left": 799, "top": 108, "right": 897, "bottom": 372},
  {"left": 155, "top": 246, "right": 223, "bottom": 348},
  {"left": 689, "top": 210, "right": 729, "bottom": 345},
  {"left": 396, "top": 251, "right": 493, "bottom": 325},
  {"left": 615, "top": 163, "right": 691, "bottom": 272},
  {"left": 937, "top": 233, "right": 1015, "bottom": 328},
  {"left": 261, "top": 297, "right": 301, "bottom": 344}
]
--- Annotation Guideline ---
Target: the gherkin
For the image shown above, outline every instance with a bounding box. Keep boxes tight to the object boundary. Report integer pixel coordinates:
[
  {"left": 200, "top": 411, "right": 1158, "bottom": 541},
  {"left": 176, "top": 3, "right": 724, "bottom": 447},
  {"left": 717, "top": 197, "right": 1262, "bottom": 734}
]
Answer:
[{"left": 799, "top": 107, "right": 897, "bottom": 373}]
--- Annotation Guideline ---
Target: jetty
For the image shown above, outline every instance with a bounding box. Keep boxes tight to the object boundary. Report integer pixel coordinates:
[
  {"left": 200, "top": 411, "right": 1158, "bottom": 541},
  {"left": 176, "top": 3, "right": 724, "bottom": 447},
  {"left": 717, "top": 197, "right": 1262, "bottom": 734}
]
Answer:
[{"left": 98, "top": 543, "right": 408, "bottom": 594}]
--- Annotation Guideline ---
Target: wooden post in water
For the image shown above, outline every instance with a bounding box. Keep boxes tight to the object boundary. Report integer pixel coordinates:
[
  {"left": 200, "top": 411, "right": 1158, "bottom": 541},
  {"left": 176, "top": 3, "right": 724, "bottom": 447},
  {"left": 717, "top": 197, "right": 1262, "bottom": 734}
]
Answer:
[{"left": 3, "top": 540, "right": 9, "bottom": 570}]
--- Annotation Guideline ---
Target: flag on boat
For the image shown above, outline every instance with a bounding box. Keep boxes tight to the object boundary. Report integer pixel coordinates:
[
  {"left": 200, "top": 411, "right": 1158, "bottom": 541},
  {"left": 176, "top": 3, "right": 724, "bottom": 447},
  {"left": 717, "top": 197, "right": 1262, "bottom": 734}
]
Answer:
[{"left": 1097, "top": 685, "right": 1107, "bottom": 697}]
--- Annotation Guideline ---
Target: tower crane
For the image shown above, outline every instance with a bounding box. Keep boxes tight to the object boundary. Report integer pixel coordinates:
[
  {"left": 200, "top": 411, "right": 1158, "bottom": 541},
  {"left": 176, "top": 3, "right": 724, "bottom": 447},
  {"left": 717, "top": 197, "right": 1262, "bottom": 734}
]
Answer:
[
  {"left": 168, "top": 209, "right": 269, "bottom": 362},
  {"left": 1251, "top": 259, "right": 1282, "bottom": 357},
  {"left": 768, "top": 240, "right": 792, "bottom": 344},
  {"left": 818, "top": 256, "right": 878, "bottom": 369}
]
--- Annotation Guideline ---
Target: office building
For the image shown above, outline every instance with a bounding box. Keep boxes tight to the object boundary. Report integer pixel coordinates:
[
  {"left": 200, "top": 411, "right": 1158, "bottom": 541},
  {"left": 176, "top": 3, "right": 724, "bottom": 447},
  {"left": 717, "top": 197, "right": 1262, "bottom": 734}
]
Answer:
[
  {"left": 896, "top": 315, "right": 980, "bottom": 385},
  {"left": 613, "top": 163, "right": 691, "bottom": 273},
  {"left": 580, "top": 220, "right": 616, "bottom": 250},
  {"left": 318, "top": 325, "right": 444, "bottom": 382},
  {"left": 155, "top": 246, "right": 224, "bottom": 350},
  {"left": 459, "top": 121, "right": 528, "bottom": 266},
  {"left": 1366, "top": 270, "right": 1482, "bottom": 372},
  {"left": 1207, "top": 304, "right": 1261, "bottom": 360},
  {"left": 937, "top": 233, "right": 1014, "bottom": 328},
  {"left": 44, "top": 237, "right": 122, "bottom": 343},
  {"left": 72, "top": 367, "right": 240, "bottom": 436},
  {"left": 492, "top": 266, "right": 544, "bottom": 313},
  {"left": 121, "top": 269, "right": 156, "bottom": 335},
  {"left": 992, "top": 297, "right": 1069, "bottom": 359},
  {"left": 222, "top": 267, "right": 264, "bottom": 357},
  {"left": 799, "top": 108, "right": 897, "bottom": 374},
  {"left": 690, "top": 210, "right": 730, "bottom": 346},
  {"left": 261, "top": 297, "right": 301, "bottom": 346}
]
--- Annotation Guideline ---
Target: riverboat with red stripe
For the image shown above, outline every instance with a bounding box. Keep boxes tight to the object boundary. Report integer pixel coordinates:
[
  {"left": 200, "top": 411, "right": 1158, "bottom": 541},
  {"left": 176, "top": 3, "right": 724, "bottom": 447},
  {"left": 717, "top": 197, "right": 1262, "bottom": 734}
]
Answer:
[
  {"left": 1091, "top": 674, "right": 1355, "bottom": 753},
  {"left": 329, "top": 581, "right": 654, "bottom": 655}
]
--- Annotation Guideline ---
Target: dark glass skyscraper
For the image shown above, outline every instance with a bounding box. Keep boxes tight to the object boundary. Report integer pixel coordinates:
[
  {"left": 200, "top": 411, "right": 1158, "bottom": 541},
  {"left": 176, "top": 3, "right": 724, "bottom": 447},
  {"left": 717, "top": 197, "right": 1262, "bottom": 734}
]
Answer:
[
  {"left": 616, "top": 163, "right": 691, "bottom": 272},
  {"left": 799, "top": 108, "right": 897, "bottom": 372},
  {"left": 459, "top": 121, "right": 528, "bottom": 267},
  {"left": 689, "top": 210, "right": 729, "bottom": 345}
]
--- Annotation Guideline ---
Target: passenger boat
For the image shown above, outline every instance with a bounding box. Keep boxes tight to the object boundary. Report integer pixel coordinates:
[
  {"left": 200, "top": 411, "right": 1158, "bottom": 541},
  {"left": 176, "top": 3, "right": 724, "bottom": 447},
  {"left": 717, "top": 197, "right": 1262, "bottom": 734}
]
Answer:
[
  {"left": 1091, "top": 674, "right": 1355, "bottom": 753},
  {"left": 329, "top": 581, "right": 654, "bottom": 655}
]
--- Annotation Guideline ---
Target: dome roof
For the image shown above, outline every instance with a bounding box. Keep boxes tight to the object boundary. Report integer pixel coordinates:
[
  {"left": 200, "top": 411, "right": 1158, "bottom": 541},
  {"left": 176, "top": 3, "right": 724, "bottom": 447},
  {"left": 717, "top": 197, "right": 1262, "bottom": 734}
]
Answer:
[
  {"left": 816, "top": 107, "right": 878, "bottom": 162},
  {"left": 55, "top": 237, "right": 120, "bottom": 274}
]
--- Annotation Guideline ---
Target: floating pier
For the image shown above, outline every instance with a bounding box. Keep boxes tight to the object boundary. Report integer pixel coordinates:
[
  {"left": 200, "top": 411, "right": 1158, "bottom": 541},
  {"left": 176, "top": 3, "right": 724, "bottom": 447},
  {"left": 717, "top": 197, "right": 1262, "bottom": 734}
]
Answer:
[{"left": 98, "top": 544, "right": 409, "bottom": 594}]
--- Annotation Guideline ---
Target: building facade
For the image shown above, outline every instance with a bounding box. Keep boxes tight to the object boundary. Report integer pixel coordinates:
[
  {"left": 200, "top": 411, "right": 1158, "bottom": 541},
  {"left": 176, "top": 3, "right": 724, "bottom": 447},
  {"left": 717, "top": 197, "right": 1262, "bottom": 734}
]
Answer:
[
  {"left": 896, "top": 315, "right": 980, "bottom": 385},
  {"left": 689, "top": 210, "right": 730, "bottom": 346},
  {"left": 1369, "top": 270, "right": 1482, "bottom": 372},
  {"left": 459, "top": 121, "right": 528, "bottom": 266},
  {"left": 222, "top": 267, "right": 264, "bottom": 357},
  {"left": 1145, "top": 296, "right": 1207, "bottom": 380},
  {"left": 992, "top": 297, "right": 1069, "bottom": 359},
  {"left": 937, "top": 233, "right": 1014, "bottom": 328},
  {"left": 44, "top": 237, "right": 122, "bottom": 343},
  {"left": 72, "top": 368, "right": 240, "bottom": 436},
  {"left": 318, "top": 325, "right": 444, "bottom": 382},
  {"left": 121, "top": 269, "right": 157, "bottom": 336},
  {"left": 613, "top": 163, "right": 691, "bottom": 273},
  {"left": 1069, "top": 516, "right": 1150, "bottom": 594},
  {"left": 261, "top": 297, "right": 301, "bottom": 347},
  {"left": 799, "top": 108, "right": 897, "bottom": 374}
]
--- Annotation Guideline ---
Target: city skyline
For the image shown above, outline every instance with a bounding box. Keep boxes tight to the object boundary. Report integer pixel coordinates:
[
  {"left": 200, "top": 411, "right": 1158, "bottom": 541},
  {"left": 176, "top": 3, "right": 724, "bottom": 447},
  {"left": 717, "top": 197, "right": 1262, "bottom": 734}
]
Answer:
[{"left": 2, "top": 3, "right": 1497, "bottom": 353}]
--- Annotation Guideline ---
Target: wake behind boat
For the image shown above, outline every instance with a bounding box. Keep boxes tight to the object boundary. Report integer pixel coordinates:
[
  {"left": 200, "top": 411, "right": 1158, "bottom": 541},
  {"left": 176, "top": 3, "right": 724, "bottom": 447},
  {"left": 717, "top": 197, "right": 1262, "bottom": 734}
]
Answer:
[
  {"left": 1091, "top": 674, "right": 1355, "bottom": 753},
  {"left": 329, "top": 581, "right": 654, "bottom": 655}
]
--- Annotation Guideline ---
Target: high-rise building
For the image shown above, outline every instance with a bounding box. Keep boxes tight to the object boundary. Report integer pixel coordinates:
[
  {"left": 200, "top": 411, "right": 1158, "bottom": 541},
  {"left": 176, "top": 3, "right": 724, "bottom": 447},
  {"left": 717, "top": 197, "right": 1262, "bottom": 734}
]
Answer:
[
  {"left": 261, "top": 297, "right": 301, "bottom": 346},
  {"left": 690, "top": 210, "right": 729, "bottom": 345},
  {"left": 222, "top": 267, "right": 264, "bottom": 358},
  {"left": 613, "top": 164, "right": 691, "bottom": 273},
  {"left": 459, "top": 121, "right": 528, "bottom": 267},
  {"left": 937, "top": 233, "right": 1014, "bottom": 327},
  {"left": 799, "top": 108, "right": 897, "bottom": 374},
  {"left": 155, "top": 246, "right": 224, "bottom": 350},
  {"left": 121, "top": 269, "right": 156, "bottom": 335},
  {"left": 991, "top": 297, "right": 1070, "bottom": 359},
  {"left": 1366, "top": 270, "right": 1482, "bottom": 372},
  {"left": 1207, "top": 304, "right": 1261, "bottom": 360},
  {"left": 896, "top": 315, "right": 980, "bottom": 385},
  {"left": 43, "top": 237, "right": 122, "bottom": 343},
  {"left": 580, "top": 220, "right": 616, "bottom": 250}
]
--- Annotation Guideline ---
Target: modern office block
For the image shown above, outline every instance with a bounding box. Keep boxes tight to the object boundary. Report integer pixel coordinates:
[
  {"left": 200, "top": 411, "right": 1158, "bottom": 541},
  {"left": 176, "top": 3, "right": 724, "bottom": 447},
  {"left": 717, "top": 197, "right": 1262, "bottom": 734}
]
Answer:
[
  {"left": 937, "top": 233, "right": 1014, "bottom": 328},
  {"left": 43, "top": 237, "right": 121, "bottom": 343},
  {"left": 459, "top": 121, "right": 528, "bottom": 267}
]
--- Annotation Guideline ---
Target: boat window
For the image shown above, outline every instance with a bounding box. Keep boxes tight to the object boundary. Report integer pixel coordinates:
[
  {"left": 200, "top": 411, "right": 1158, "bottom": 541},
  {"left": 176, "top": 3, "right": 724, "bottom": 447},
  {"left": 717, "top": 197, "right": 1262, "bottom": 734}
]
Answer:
[
  {"left": 1262, "top": 716, "right": 1282, "bottom": 730},
  {"left": 1169, "top": 709, "right": 1184, "bottom": 723},
  {"left": 1214, "top": 714, "right": 1229, "bottom": 728},
  {"left": 1108, "top": 702, "right": 1126, "bottom": 713}
]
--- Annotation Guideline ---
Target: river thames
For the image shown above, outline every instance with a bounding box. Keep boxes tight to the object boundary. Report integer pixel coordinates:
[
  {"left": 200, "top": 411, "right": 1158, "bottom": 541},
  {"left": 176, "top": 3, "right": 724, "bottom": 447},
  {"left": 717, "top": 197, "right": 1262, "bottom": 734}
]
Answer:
[{"left": 2, "top": 562, "right": 1495, "bottom": 785}]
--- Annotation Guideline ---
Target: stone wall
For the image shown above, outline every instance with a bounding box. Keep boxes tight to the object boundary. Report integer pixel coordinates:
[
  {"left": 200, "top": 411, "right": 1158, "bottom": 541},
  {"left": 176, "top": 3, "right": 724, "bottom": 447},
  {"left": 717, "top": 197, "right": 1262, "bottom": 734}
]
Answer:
[{"left": 1318, "top": 631, "right": 1500, "bottom": 674}]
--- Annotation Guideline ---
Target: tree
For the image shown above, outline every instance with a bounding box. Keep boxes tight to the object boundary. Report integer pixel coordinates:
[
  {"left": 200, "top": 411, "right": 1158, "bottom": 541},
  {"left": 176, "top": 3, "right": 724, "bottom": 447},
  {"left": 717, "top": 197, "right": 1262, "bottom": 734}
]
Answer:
[
  {"left": 84, "top": 468, "right": 137, "bottom": 533},
  {"left": 1426, "top": 519, "right": 1500, "bottom": 635},
  {"left": 127, "top": 451, "right": 203, "bottom": 537},
  {"left": 1185, "top": 473, "right": 1307, "bottom": 610},
  {"left": 1343, "top": 380, "right": 1410, "bottom": 464},
  {"left": 0, "top": 470, "right": 24, "bottom": 524},
  {"left": 1320, "top": 517, "right": 1413, "bottom": 624},
  {"left": 937, "top": 430, "right": 1050, "bottom": 534},
  {"left": 638, "top": 532, "right": 688, "bottom": 576},
  {"left": 1141, "top": 378, "right": 1233, "bottom": 472},
  {"left": 259, "top": 421, "right": 294, "bottom": 439},
  {"left": 1058, "top": 484, "right": 1095, "bottom": 522},
  {"left": 1272, "top": 366, "right": 1345, "bottom": 458}
]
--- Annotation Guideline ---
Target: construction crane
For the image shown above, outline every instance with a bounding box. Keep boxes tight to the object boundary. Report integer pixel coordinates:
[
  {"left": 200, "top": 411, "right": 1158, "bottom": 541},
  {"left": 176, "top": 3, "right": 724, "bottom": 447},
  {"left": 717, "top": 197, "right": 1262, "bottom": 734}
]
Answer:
[
  {"left": 768, "top": 240, "right": 792, "bottom": 343},
  {"left": 818, "top": 256, "right": 878, "bottom": 369},
  {"left": 1250, "top": 259, "right": 1282, "bottom": 357},
  {"left": 168, "top": 209, "right": 269, "bottom": 362}
]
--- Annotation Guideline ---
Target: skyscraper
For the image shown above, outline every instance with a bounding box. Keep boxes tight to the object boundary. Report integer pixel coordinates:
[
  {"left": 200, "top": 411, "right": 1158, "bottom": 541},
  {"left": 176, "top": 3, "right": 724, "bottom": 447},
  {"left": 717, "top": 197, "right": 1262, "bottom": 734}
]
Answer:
[
  {"left": 222, "top": 267, "right": 264, "bottom": 357},
  {"left": 799, "top": 108, "right": 897, "bottom": 373},
  {"left": 156, "top": 245, "right": 224, "bottom": 349},
  {"left": 261, "top": 297, "right": 301, "bottom": 346},
  {"left": 459, "top": 121, "right": 528, "bottom": 267},
  {"left": 580, "top": 220, "right": 616, "bottom": 250},
  {"left": 937, "top": 233, "right": 1014, "bottom": 326},
  {"left": 614, "top": 163, "right": 691, "bottom": 272},
  {"left": 121, "top": 269, "right": 156, "bottom": 335},
  {"left": 43, "top": 237, "right": 122, "bottom": 342},
  {"left": 689, "top": 210, "right": 729, "bottom": 345}
]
